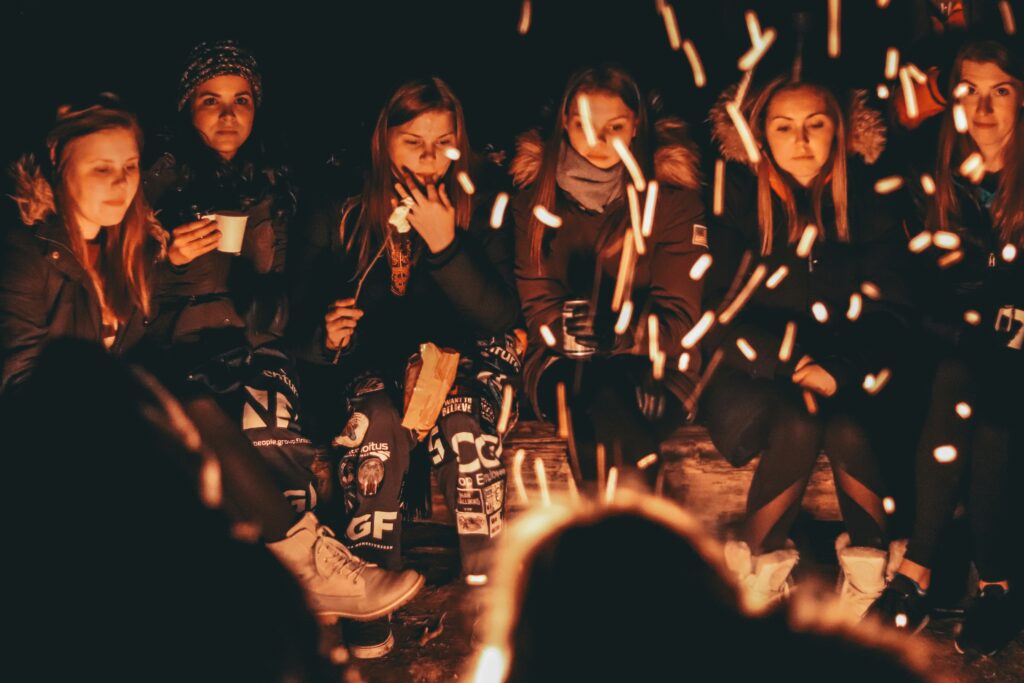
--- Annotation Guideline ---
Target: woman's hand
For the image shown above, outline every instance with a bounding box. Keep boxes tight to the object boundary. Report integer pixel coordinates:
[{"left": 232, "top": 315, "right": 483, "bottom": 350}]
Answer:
[
  {"left": 168, "top": 219, "right": 221, "bottom": 266},
  {"left": 791, "top": 354, "right": 838, "bottom": 397},
  {"left": 324, "top": 298, "right": 363, "bottom": 351},
  {"left": 394, "top": 174, "right": 455, "bottom": 254}
]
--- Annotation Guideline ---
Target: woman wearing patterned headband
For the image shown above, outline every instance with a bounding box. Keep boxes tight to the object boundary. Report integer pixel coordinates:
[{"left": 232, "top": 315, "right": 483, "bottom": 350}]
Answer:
[
  {"left": 1, "top": 97, "right": 164, "bottom": 392},
  {"left": 143, "top": 39, "right": 295, "bottom": 359}
]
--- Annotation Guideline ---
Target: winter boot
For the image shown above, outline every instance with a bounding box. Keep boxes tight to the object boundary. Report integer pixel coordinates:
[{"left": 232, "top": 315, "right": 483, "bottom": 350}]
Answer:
[
  {"left": 724, "top": 539, "right": 800, "bottom": 612},
  {"left": 344, "top": 616, "right": 395, "bottom": 659},
  {"left": 835, "top": 533, "right": 903, "bottom": 621},
  {"left": 266, "top": 512, "right": 424, "bottom": 621}
]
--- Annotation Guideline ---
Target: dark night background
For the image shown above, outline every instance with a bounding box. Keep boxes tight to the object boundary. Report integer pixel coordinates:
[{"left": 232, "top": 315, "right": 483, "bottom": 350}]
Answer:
[{"left": 1, "top": 0, "right": 956, "bottom": 197}]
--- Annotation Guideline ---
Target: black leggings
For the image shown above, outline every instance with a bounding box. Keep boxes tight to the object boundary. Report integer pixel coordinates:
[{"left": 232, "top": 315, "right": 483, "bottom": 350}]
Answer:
[
  {"left": 538, "top": 356, "right": 684, "bottom": 483},
  {"left": 905, "top": 354, "right": 1021, "bottom": 582},
  {"left": 705, "top": 369, "right": 887, "bottom": 553}
]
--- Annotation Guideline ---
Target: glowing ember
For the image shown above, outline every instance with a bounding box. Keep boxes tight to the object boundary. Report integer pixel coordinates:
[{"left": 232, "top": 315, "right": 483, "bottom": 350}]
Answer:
[
  {"left": 612, "top": 227, "right": 636, "bottom": 311},
  {"left": 444, "top": 147, "right": 461, "bottom": 161},
  {"left": 847, "top": 292, "right": 863, "bottom": 321},
  {"left": 745, "top": 11, "right": 763, "bottom": 43},
  {"left": 883, "top": 497, "right": 896, "bottom": 514},
  {"left": 725, "top": 101, "right": 761, "bottom": 165},
  {"left": 637, "top": 453, "right": 659, "bottom": 470},
  {"left": 738, "top": 28, "right": 776, "bottom": 72},
  {"left": 906, "top": 63, "right": 928, "bottom": 84},
  {"left": 811, "top": 301, "right": 830, "bottom": 323},
  {"left": 660, "top": 4, "right": 682, "bottom": 50},
  {"left": 895, "top": 613, "right": 908, "bottom": 629},
  {"left": 517, "top": 0, "right": 531, "bottom": 35},
  {"left": 933, "top": 231, "right": 961, "bottom": 250},
  {"left": 899, "top": 67, "right": 918, "bottom": 119},
  {"left": 999, "top": 0, "right": 1017, "bottom": 35},
  {"left": 200, "top": 456, "right": 223, "bottom": 508},
  {"left": 490, "top": 192, "right": 510, "bottom": 228},
  {"left": 534, "top": 457, "right": 551, "bottom": 505},
  {"left": 863, "top": 367, "right": 892, "bottom": 394},
  {"left": 465, "top": 574, "right": 488, "bottom": 587},
  {"left": 736, "top": 337, "right": 758, "bottom": 361},
  {"left": 473, "top": 646, "right": 508, "bottom": 683},
  {"left": 533, "top": 205, "right": 563, "bottom": 228},
  {"left": 779, "top": 321, "right": 797, "bottom": 362},
  {"left": 612, "top": 137, "right": 647, "bottom": 191},
  {"left": 578, "top": 93, "right": 598, "bottom": 148},
  {"left": 933, "top": 445, "right": 958, "bottom": 463},
  {"left": 678, "top": 351, "right": 691, "bottom": 372},
  {"left": 877, "top": 0, "right": 890, "bottom": 7},
  {"left": 641, "top": 181, "right": 659, "bottom": 237},
  {"left": 953, "top": 82, "right": 970, "bottom": 99},
  {"left": 964, "top": 310, "right": 982, "bottom": 325},
  {"left": 682, "top": 311, "right": 716, "bottom": 349},
  {"left": 627, "top": 184, "right": 646, "bottom": 255},
  {"left": 803, "top": 390, "right": 819, "bottom": 415},
  {"left": 908, "top": 231, "right": 933, "bottom": 253},
  {"left": 955, "top": 402, "right": 973, "bottom": 419},
  {"left": 682, "top": 40, "right": 707, "bottom": 88},
  {"left": 861, "top": 281, "right": 882, "bottom": 300},
  {"left": 876, "top": 84, "right": 890, "bottom": 99},
  {"left": 614, "top": 300, "right": 634, "bottom": 335},
  {"left": 457, "top": 171, "right": 476, "bottom": 195},
  {"left": 718, "top": 263, "right": 767, "bottom": 324},
  {"left": 874, "top": 176, "right": 904, "bottom": 194},
  {"left": 556, "top": 382, "right": 569, "bottom": 438},
  {"left": 497, "top": 383, "right": 514, "bottom": 435},
  {"left": 330, "top": 646, "right": 349, "bottom": 665},
  {"left": 766, "top": 265, "right": 789, "bottom": 289},
  {"left": 605, "top": 466, "right": 619, "bottom": 503},
  {"left": 828, "top": 0, "right": 841, "bottom": 57},
  {"left": 539, "top": 324, "right": 557, "bottom": 347},
  {"left": 884, "top": 48, "right": 900, "bottom": 80},
  {"left": 953, "top": 103, "right": 969, "bottom": 133},
  {"left": 920, "top": 173, "right": 936, "bottom": 195},
  {"left": 938, "top": 250, "right": 964, "bottom": 268},
  {"left": 796, "top": 224, "right": 819, "bottom": 258},
  {"left": 512, "top": 448, "right": 529, "bottom": 505},
  {"left": 652, "top": 350, "right": 666, "bottom": 380},
  {"left": 647, "top": 314, "right": 661, "bottom": 361},
  {"left": 690, "top": 253, "right": 713, "bottom": 280},
  {"left": 713, "top": 159, "right": 725, "bottom": 216},
  {"left": 959, "top": 152, "right": 984, "bottom": 182},
  {"left": 1002, "top": 244, "right": 1018, "bottom": 262}
]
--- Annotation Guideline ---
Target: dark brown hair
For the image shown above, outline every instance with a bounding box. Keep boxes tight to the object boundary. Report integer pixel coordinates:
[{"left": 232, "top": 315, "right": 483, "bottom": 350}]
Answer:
[
  {"left": 342, "top": 77, "right": 472, "bottom": 274},
  {"left": 523, "top": 65, "right": 652, "bottom": 270},
  {"left": 935, "top": 40, "right": 1024, "bottom": 246}
]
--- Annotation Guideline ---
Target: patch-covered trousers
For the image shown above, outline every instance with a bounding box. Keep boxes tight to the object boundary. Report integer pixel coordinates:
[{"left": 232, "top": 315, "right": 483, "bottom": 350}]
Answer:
[{"left": 333, "top": 334, "right": 520, "bottom": 573}]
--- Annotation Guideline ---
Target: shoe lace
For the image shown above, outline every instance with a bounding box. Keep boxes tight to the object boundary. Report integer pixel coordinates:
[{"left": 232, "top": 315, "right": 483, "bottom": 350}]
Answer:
[{"left": 312, "top": 524, "right": 369, "bottom": 583}]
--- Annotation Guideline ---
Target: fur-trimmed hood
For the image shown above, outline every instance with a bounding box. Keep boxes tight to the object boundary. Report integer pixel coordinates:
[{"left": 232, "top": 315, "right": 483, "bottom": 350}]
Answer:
[
  {"left": 709, "top": 86, "right": 886, "bottom": 166},
  {"left": 9, "top": 154, "right": 167, "bottom": 257},
  {"left": 510, "top": 116, "right": 702, "bottom": 190}
]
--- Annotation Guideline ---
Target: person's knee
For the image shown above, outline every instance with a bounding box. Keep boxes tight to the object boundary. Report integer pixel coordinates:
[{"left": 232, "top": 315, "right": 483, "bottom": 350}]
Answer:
[{"left": 824, "top": 414, "right": 870, "bottom": 464}]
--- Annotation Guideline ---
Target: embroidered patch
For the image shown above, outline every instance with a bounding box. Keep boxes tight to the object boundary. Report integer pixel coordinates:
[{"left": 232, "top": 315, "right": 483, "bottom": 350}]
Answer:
[
  {"left": 692, "top": 223, "right": 709, "bottom": 248},
  {"left": 333, "top": 412, "right": 369, "bottom": 448}
]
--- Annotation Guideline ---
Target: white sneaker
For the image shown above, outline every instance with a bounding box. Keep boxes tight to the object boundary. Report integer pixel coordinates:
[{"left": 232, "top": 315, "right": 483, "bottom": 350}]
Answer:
[
  {"left": 724, "top": 539, "right": 799, "bottom": 613},
  {"left": 835, "top": 533, "right": 888, "bottom": 621},
  {"left": 267, "top": 512, "right": 424, "bottom": 621}
]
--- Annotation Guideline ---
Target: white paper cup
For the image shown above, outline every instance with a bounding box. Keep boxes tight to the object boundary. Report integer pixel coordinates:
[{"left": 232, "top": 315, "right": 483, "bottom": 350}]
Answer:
[{"left": 203, "top": 212, "right": 248, "bottom": 254}]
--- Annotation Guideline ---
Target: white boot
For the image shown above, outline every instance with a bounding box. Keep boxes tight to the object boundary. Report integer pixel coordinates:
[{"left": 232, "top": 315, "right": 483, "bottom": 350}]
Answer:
[
  {"left": 835, "top": 533, "right": 909, "bottom": 622},
  {"left": 724, "top": 540, "right": 800, "bottom": 613},
  {"left": 266, "top": 512, "right": 424, "bottom": 621}
]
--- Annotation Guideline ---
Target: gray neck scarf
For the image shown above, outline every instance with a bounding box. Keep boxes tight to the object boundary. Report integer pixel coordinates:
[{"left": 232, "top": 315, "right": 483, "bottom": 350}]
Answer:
[{"left": 556, "top": 143, "right": 624, "bottom": 213}]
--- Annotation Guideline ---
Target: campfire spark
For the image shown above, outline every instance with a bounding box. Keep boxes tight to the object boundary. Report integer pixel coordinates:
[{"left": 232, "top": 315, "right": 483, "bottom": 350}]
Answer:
[
  {"left": 713, "top": 159, "right": 725, "bottom": 216},
  {"left": 766, "top": 265, "right": 789, "bottom": 289},
  {"left": 682, "top": 311, "right": 716, "bottom": 349},
  {"left": 690, "top": 253, "right": 713, "bottom": 280},
  {"left": 955, "top": 402, "right": 972, "bottom": 419},
  {"left": 933, "top": 445, "right": 958, "bottom": 463},
  {"left": 512, "top": 448, "right": 529, "bottom": 505},
  {"left": 683, "top": 40, "right": 707, "bottom": 88},
  {"left": 718, "top": 263, "right": 767, "bottom": 324},
  {"left": 779, "top": 321, "right": 797, "bottom": 362},
  {"left": 796, "top": 224, "right": 819, "bottom": 258},
  {"left": 613, "top": 137, "right": 647, "bottom": 191},
  {"left": 457, "top": 171, "right": 476, "bottom": 195},
  {"left": 490, "top": 192, "right": 509, "bottom": 228},
  {"left": 533, "top": 205, "right": 563, "bottom": 228},
  {"left": 874, "top": 176, "right": 904, "bottom": 194}
]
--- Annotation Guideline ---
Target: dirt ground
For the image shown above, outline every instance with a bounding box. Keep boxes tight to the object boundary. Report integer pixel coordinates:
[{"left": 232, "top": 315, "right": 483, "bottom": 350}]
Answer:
[{"left": 339, "top": 522, "right": 1023, "bottom": 683}]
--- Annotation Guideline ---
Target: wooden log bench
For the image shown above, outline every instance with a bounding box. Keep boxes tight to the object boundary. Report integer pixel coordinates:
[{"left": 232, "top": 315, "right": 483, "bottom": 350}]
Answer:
[{"left": 430, "top": 420, "right": 840, "bottom": 533}]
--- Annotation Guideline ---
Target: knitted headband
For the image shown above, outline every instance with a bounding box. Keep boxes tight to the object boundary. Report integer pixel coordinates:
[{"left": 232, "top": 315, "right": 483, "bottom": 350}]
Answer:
[{"left": 178, "top": 40, "right": 262, "bottom": 111}]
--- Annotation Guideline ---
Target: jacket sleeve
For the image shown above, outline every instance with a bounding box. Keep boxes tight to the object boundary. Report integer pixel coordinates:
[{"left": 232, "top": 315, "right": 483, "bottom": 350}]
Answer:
[
  {"left": 0, "top": 238, "right": 50, "bottom": 393},
  {"left": 425, "top": 197, "right": 520, "bottom": 336},
  {"left": 512, "top": 193, "right": 572, "bottom": 347},
  {"left": 645, "top": 188, "right": 707, "bottom": 383}
]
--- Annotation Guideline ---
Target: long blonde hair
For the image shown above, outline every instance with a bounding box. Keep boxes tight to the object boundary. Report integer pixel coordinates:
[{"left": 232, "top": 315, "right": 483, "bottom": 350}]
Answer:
[{"left": 748, "top": 77, "right": 849, "bottom": 256}]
